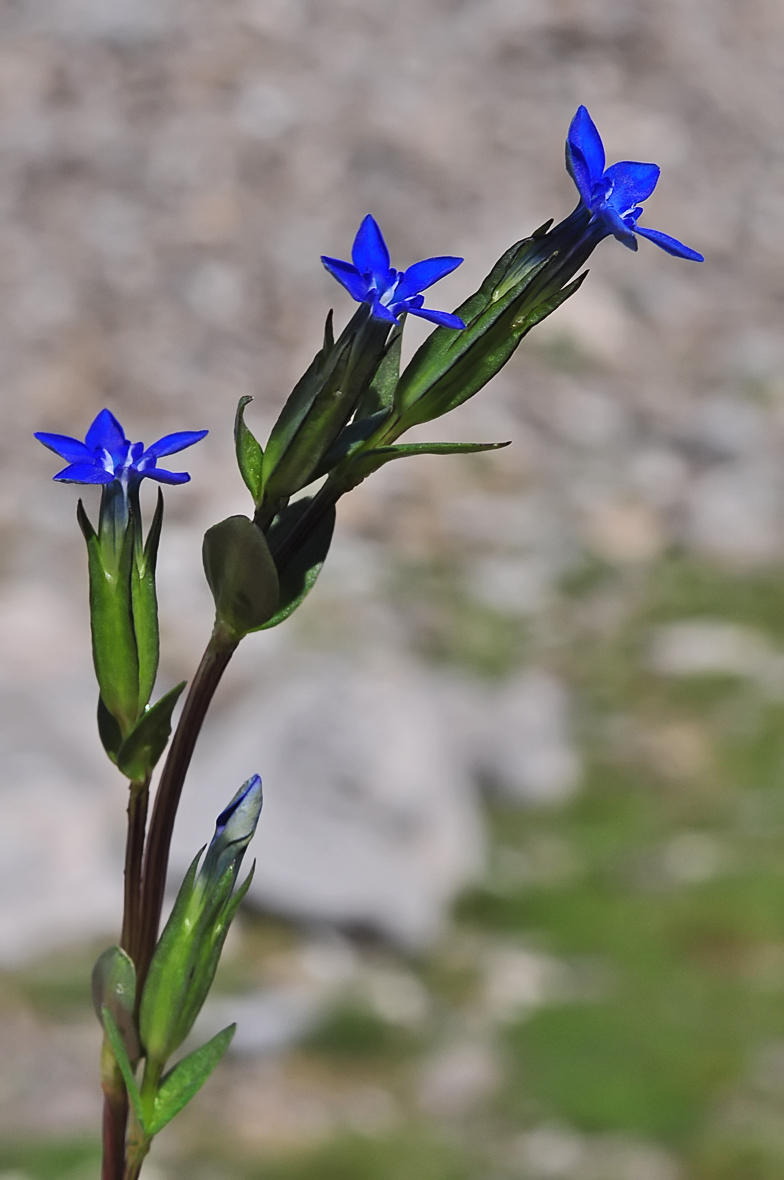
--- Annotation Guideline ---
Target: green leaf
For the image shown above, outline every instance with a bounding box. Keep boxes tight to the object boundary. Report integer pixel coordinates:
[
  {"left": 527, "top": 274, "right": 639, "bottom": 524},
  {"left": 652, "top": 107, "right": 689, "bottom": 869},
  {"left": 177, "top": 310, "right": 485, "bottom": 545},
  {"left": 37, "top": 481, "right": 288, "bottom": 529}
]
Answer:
[
  {"left": 132, "top": 489, "right": 163, "bottom": 713},
  {"left": 102, "top": 1007, "right": 145, "bottom": 1132},
  {"left": 116, "top": 680, "right": 187, "bottom": 781},
  {"left": 234, "top": 396, "right": 264, "bottom": 505},
  {"left": 148, "top": 1024, "right": 236, "bottom": 1135},
  {"left": 97, "top": 695, "right": 123, "bottom": 764},
  {"left": 340, "top": 440, "right": 511, "bottom": 491},
  {"left": 202, "top": 516, "right": 280, "bottom": 638},
  {"left": 260, "top": 498, "right": 336, "bottom": 630},
  {"left": 78, "top": 500, "right": 140, "bottom": 736},
  {"left": 92, "top": 947, "right": 139, "bottom": 1063}
]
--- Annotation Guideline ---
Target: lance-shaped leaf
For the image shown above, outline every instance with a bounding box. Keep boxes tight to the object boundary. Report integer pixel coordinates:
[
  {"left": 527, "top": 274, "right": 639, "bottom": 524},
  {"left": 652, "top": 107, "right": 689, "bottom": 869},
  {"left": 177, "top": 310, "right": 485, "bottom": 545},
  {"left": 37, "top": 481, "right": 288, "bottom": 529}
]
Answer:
[
  {"left": 92, "top": 945, "right": 139, "bottom": 1063},
  {"left": 203, "top": 515, "right": 280, "bottom": 638},
  {"left": 131, "top": 488, "right": 163, "bottom": 714},
  {"left": 116, "top": 680, "right": 187, "bottom": 781},
  {"left": 148, "top": 1024, "right": 236, "bottom": 1135},
  {"left": 260, "top": 497, "right": 336, "bottom": 630},
  {"left": 78, "top": 500, "right": 140, "bottom": 736},
  {"left": 234, "top": 396, "right": 264, "bottom": 505},
  {"left": 337, "top": 440, "right": 511, "bottom": 493}
]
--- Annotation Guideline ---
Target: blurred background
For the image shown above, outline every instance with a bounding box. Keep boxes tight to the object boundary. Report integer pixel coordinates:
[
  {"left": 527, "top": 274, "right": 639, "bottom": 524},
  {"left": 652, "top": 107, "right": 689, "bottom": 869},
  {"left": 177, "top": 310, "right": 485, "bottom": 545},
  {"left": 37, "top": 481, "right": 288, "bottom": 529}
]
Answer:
[{"left": 0, "top": 0, "right": 783, "bottom": 1177}]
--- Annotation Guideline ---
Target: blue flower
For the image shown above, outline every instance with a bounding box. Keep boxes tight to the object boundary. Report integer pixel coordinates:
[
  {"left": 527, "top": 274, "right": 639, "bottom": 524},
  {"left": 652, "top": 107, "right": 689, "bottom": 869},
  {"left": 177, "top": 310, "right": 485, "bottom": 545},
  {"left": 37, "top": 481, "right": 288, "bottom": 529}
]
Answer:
[
  {"left": 321, "top": 214, "right": 466, "bottom": 329},
  {"left": 566, "top": 105, "right": 703, "bottom": 261},
  {"left": 35, "top": 409, "right": 208, "bottom": 489}
]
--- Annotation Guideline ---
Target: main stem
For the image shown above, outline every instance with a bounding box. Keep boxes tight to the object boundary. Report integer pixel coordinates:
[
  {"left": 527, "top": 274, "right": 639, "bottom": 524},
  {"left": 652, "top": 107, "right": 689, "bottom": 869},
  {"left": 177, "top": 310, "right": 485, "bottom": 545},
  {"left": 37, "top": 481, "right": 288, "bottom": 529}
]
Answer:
[
  {"left": 136, "top": 622, "right": 238, "bottom": 990},
  {"left": 101, "top": 773, "right": 150, "bottom": 1180},
  {"left": 121, "top": 778, "right": 150, "bottom": 964}
]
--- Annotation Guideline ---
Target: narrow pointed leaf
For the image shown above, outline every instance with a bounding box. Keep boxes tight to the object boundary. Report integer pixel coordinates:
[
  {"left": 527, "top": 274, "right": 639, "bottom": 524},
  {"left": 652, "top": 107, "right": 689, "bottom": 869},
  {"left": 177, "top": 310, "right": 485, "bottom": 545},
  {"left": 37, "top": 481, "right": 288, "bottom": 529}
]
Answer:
[
  {"left": 116, "top": 680, "right": 187, "bottom": 781},
  {"left": 260, "top": 498, "right": 336, "bottom": 630},
  {"left": 341, "top": 440, "right": 510, "bottom": 490},
  {"left": 102, "top": 1007, "right": 145, "bottom": 1132},
  {"left": 148, "top": 1024, "right": 236, "bottom": 1135},
  {"left": 234, "top": 397, "right": 264, "bottom": 505}
]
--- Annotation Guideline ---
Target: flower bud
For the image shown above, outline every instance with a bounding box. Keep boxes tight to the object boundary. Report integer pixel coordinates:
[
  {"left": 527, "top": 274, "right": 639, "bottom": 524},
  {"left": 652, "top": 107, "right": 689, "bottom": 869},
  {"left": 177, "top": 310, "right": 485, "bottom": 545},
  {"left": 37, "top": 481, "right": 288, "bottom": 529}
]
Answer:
[{"left": 140, "top": 775, "right": 262, "bottom": 1066}]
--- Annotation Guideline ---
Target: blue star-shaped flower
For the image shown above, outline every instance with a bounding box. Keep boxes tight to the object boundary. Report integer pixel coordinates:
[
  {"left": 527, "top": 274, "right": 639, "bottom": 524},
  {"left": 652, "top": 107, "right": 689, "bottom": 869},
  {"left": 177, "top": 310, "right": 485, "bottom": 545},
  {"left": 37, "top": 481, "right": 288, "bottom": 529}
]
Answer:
[
  {"left": 321, "top": 214, "right": 466, "bottom": 329},
  {"left": 566, "top": 106, "right": 703, "bottom": 261},
  {"left": 35, "top": 408, "right": 208, "bottom": 489}
]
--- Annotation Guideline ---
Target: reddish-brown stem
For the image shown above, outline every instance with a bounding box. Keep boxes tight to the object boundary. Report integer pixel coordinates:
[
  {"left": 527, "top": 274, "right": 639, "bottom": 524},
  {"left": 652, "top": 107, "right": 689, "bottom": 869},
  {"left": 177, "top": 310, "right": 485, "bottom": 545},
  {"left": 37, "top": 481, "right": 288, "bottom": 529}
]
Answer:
[
  {"left": 135, "top": 623, "right": 238, "bottom": 990},
  {"left": 101, "top": 1064, "right": 128, "bottom": 1180},
  {"left": 120, "top": 779, "right": 150, "bottom": 965}
]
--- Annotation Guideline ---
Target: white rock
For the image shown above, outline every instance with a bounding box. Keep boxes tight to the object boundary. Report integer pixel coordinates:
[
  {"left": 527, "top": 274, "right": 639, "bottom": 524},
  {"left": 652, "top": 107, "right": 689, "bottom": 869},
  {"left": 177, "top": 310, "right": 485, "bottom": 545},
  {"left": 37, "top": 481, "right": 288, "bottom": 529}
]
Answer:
[
  {"left": 448, "top": 670, "right": 581, "bottom": 805},
  {"left": 647, "top": 619, "right": 773, "bottom": 678},
  {"left": 417, "top": 1040, "right": 500, "bottom": 1117},
  {"left": 173, "top": 657, "right": 485, "bottom": 949}
]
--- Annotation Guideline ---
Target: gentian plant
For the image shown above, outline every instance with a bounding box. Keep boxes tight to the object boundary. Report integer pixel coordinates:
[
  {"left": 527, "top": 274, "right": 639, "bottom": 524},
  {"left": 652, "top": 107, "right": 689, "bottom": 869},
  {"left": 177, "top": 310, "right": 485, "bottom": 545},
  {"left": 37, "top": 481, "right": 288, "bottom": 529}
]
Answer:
[{"left": 34, "top": 107, "right": 702, "bottom": 1180}]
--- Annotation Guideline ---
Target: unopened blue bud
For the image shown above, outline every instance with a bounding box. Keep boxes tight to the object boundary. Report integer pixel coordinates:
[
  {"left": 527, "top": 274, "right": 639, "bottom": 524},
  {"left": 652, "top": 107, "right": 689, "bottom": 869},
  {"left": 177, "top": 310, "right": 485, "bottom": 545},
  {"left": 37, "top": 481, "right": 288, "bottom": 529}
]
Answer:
[
  {"left": 197, "top": 774, "right": 263, "bottom": 894},
  {"left": 140, "top": 775, "right": 263, "bottom": 1066}
]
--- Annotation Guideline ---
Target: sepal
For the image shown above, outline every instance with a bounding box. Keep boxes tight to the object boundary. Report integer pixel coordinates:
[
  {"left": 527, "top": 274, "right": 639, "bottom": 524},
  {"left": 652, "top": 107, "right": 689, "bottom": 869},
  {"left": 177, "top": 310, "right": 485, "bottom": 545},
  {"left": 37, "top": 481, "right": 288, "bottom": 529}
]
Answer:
[
  {"left": 131, "top": 488, "right": 163, "bottom": 713},
  {"left": 77, "top": 499, "right": 140, "bottom": 737}
]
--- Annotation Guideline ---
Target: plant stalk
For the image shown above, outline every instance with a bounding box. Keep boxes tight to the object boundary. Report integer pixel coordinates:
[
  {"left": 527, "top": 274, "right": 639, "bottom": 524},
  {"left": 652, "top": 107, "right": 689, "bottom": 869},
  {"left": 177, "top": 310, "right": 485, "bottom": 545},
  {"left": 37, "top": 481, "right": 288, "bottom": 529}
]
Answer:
[
  {"left": 136, "top": 623, "right": 239, "bottom": 990},
  {"left": 121, "top": 778, "right": 150, "bottom": 965}
]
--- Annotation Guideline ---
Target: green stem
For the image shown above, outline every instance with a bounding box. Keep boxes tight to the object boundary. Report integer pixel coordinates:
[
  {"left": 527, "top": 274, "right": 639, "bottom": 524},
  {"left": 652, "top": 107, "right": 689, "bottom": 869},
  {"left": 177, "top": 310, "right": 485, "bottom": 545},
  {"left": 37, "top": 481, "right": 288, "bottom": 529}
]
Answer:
[{"left": 136, "top": 623, "right": 239, "bottom": 991}]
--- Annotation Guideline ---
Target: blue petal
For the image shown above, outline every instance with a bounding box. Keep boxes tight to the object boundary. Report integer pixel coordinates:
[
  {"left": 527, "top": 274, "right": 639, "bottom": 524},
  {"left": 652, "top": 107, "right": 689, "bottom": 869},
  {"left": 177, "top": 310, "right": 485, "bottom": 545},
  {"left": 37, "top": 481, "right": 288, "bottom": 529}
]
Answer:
[
  {"left": 566, "top": 106, "right": 605, "bottom": 205},
  {"left": 34, "top": 432, "right": 93, "bottom": 464},
  {"left": 142, "top": 429, "right": 208, "bottom": 460},
  {"left": 368, "top": 295, "right": 399, "bottom": 324},
  {"left": 53, "top": 462, "right": 115, "bottom": 484},
  {"left": 406, "top": 305, "right": 466, "bottom": 330},
  {"left": 143, "top": 468, "right": 191, "bottom": 485},
  {"left": 599, "top": 203, "right": 639, "bottom": 250},
  {"left": 604, "top": 161, "right": 660, "bottom": 214},
  {"left": 394, "top": 256, "right": 463, "bottom": 302},
  {"left": 634, "top": 223, "right": 704, "bottom": 261},
  {"left": 321, "top": 256, "right": 372, "bottom": 303},
  {"left": 351, "top": 215, "right": 391, "bottom": 279},
  {"left": 85, "top": 409, "right": 126, "bottom": 456}
]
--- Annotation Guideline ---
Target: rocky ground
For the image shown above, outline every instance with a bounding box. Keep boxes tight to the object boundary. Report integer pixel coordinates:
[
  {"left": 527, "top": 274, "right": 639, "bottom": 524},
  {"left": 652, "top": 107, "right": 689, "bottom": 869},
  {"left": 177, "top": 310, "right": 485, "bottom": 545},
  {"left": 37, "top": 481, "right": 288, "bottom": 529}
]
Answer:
[{"left": 1, "top": 0, "right": 784, "bottom": 1177}]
